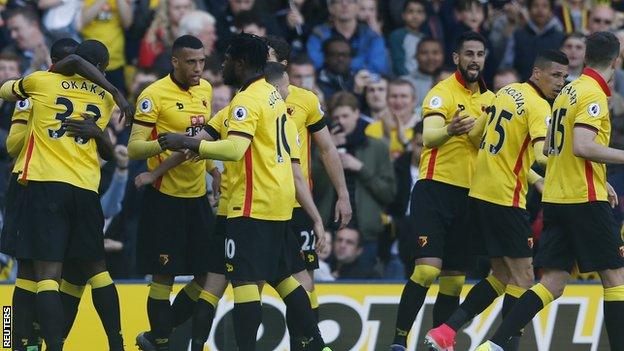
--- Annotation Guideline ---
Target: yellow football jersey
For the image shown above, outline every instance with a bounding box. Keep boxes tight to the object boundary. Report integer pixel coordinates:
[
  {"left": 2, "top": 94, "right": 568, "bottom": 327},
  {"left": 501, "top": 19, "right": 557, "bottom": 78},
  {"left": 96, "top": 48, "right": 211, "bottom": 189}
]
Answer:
[
  {"left": 11, "top": 71, "right": 114, "bottom": 192},
  {"left": 419, "top": 71, "right": 496, "bottom": 188},
  {"left": 469, "top": 82, "right": 549, "bottom": 208},
  {"left": 135, "top": 75, "right": 212, "bottom": 198},
  {"left": 9, "top": 99, "right": 31, "bottom": 174},
  {"left": 205, "top": 106, "right": 231, "bottom": 216},
  {"left": 285, "top": 84, "right": 325, "bottom": 207},
  {"left": 226, "top": 77, "right": 298, "bottom": 221},
  {"left": 80, "top": 0, "right": 126, "bottom": 70},
  {"left": 365, "top": 119, "right": 414, "bottom": 158},
  {"left": 543, "top": 68, "right": 611, "bottom": 204}
]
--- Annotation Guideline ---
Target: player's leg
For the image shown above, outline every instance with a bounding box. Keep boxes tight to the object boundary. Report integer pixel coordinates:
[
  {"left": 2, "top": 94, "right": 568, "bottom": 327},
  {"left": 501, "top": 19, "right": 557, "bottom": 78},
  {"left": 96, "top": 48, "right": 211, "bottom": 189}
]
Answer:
[
  {"left": 191, "top": 273, "right": 228, "bottom": 351},
  {"left": 171, "top": 275, "right": 204, "bottom": 326},
  {"left": 32, "top": 260, "right": 65, "bottom": 351},
  {"left": 12, "top": 260, "right": 40, "bottom": 351},
  {"left": 598, "top": 267, "right": 624, "bottom": 350},
  {"left": 59, "top": 263, "right": 86, "bottom": 338},
  {"left": 500, "top": 256, "right": 534, "bottom": 351},
  {"left": 291, "top": 208, "right": 321, "bottom": 322},
  {"left": 230, "top": 280, "right": 263, "bottom": 351},
  {"left": 432, "top": 271, "right": 466, "bottom": 328}
]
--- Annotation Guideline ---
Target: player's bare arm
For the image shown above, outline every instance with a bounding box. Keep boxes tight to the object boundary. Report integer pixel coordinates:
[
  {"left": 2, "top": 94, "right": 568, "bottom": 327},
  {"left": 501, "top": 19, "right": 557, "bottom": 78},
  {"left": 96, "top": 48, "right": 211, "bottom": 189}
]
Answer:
[
  {"left": 312, "top": 126, "right": 352, "bottom": 228},
  {"left": 573, "top": 127, "right": 624, "bottom": 164},
  {"left": 292, "top": 161, "right": 326, "bottom": 254},
  {"left": 64, "top": 113, "right": 115, "bottom": 161}
]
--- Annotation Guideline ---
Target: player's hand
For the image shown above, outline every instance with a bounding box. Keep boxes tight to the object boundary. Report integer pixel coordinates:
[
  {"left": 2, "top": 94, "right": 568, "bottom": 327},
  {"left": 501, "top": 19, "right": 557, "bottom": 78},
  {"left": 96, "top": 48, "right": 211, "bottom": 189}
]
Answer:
[
  {"left": 158, "top": 132, "right": 188, "bottom": 151},
  {"left": 533, "top": 177, "right": 545, "bottom": 194},
  {"left": 112, "top": 91, "right": 135, "bottom": 126},
  {"left": 64, "top": 113, "right": 101, "bottom": 139},
  {"left": 114, "top": 144, "right": 129, "bottom": 169},
  {"left": 134, "top": 172, "right": 156, "bottom": 188},
  {"left": 313, "top": 221, "right": 326, "bottom": 254},
  {"left": 447, "top": 110, "right": 476, "bottom": 136},
  {"left": 210, "top": 167, "right": 221, "bottom": 199},
  {"left": 334, "top": 195, "right": 352, "bottom": 229},
  {"left": 339, "top": 152, "right": 363, "bottom": 171},
  {"left": 184, "top": 149, "right": 200, "bottom": 161},
  {"left": 607, "top": 181, "right": 619, "bottom": 208},
  {"left": 330, "top": 124, "right": 346, "bottom": 147}
]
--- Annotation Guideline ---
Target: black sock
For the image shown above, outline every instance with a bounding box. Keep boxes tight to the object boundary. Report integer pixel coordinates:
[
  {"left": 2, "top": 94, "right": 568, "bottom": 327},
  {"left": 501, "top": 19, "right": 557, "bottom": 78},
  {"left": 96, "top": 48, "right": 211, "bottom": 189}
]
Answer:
[
  {"left": 190, "top": 293, "right": 218, "bottom": 351},
  {"left": 233, "top": 300, "right": 262, "bottom": 351},
  {"left": 172, "top": 281, "right": 201, "bottom": 327},
  {"left": 432, "top": 293, "right": 459, "bottom": 328},
  {"left": 12, "top": 284, "right": 36, "bottom": 350},
  {"left": 446, "top": 276, "right": 503, "bottom": 331},
  {"left": 393, "top": 280, "right": 430, "bottom": 346},
  {"left": 501, "top": 293, "right": 522, "bottom": 351},
  {"left": 604, "top": 300, "right": 624, "bottom": 350},
  {"left": 35, "top": 281, "right": 65, "bottom": 351},
  {"left": 147, "top": 282, "right": 173, "bottom": 351},
  {"left": 491, "top": 288, "right": 549, "bottom": 347},
  {"left": 59, "top": 282, "right": 83, "bottom": 338},
  {"left": 281, "top": 285, "right": 325, "bottom": 350},
  {"left": 92, "top": 284, "right": 123, "bottom": 349}
]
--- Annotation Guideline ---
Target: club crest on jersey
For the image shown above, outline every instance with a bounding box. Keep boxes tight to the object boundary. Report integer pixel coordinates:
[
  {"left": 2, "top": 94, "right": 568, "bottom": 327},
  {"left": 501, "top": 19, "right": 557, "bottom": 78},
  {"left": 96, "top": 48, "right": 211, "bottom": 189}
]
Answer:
[
  {"left": 418, "top": 236, "right": 428, "bottom": 247},
  {"left": 233, "top": 106, "right": 247, "bottom": 121},
  {"left": 588, "top": 103, "right": 600, "bottom": 117},
  {"left": 139, "top": 98, "right": 153, "bottom": 113},
  {"left": 287, "top": 107, "right": 295, "bottom": 115},
  {"left": 16, "top": 99, "right": 30, "bottom": 110},
  {"left": 429, "top": 96, "right": 442, "bottom": 108},
  {"left": 159, "top": 254, "right": 169, "bottom": 266},
  {"left": 619, "top": 245, "right": 624, "bottom": 258}
]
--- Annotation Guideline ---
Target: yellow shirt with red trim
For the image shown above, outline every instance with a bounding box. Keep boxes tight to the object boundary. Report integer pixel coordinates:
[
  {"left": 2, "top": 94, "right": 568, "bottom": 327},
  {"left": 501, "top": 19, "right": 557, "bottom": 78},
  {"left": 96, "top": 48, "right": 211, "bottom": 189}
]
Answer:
[
  {"left": 419, "top": 71, "right": 495, "bottom": 188},
  {"left": 225, "top": 77, "right": 297, "bottom": 221},
  {"left": 134, "top": 75, "right": 212, "bottom": 198},
  {"left": 285, "top": 84, "right": 325, "bottom": 207},
  {"left": 11, "top": 71, "right": 114, "bottom": 192},
  {"left": 205, "top": 106, "right": 231, "bottom": 216},
  {"left": 10, "top": 99, "right": 32, "bottom": 174},
  {"left": 469, "top": 82, "right": 549, "bottom": 208},
  {"left": 543, "top": 68, "right": 611, "bottom": 204},
  {"left": 80, "top": 0, "right": 127, "bottom": 70},
  {"left": 365, "top": 120, "right": 414, "bottom": 158}
]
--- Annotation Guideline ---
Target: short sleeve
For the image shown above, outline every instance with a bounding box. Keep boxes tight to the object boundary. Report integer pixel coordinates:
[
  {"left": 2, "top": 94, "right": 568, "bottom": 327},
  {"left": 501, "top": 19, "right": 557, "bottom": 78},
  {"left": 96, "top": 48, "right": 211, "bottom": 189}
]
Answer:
[
  {"left": 13, "top": 71, "right": 43, "bottom": 100},
  {"left": 205, "top": 107, "right": 227, "bottom": 140},
  {"left": 227, "top": 94, "right": 260, "bottom": 138},
  {"left": 285, "top": 117, "right": 300, "bottom": 161},
  {"left": 305, "top": 92, "right": 326, "bottom": 133},
  {"left": 422, "top": 85, "right": 452, "bottom": 120},
  {"left": 134, "top": 89, "right": 160, "bottom": 127},
  {"left": 575, "top": 93, "right": 608, "bottom": 132},
  {"left": 12, "top": 99, "right": 31, "bottom": 123},
  {"left": 528, "top": 100, "right": 548, "bottom": 143}
]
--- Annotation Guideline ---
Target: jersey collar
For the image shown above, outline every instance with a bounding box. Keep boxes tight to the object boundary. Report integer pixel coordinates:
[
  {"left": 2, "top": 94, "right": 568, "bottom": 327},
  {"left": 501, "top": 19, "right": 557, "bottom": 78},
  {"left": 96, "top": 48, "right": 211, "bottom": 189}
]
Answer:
[
  {"left": 527, "top": 79, "right": 548, "bottom": 100},
  {"left": 239, "top": 75, "right": 265, "bottom": 92},
  {"left": 453, "top": 70, "right": 487, "bottom": 93},
  {"left": 582, "top": 67, "right": 611, "bottom": 97},
  {"left": 169, "top": 72, "right": 195, "bottom": 91}
]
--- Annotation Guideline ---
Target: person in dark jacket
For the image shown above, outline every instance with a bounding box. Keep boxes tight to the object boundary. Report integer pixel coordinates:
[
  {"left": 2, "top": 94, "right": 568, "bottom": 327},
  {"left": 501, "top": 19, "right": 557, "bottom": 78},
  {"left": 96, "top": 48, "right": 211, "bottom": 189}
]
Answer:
[
  {"left": 317, "top": 37, "right": 356, "bottom": 100},
  {"left": 330, "top": 227, "right": 381, "bottom": 279}
]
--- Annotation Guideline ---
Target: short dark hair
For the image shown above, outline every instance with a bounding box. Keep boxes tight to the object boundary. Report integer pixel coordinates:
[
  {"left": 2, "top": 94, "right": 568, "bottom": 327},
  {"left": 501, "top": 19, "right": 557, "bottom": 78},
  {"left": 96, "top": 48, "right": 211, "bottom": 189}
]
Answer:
[
  {"left": 455, "top": 31, "right": 486, "bottom": 52},
  {"left": 403, "top": 0, "right": 427, "bottom": 12},
  {"left": 417, "top": 37, "right": 443, "bottom": 53},
  {"left": 494, "top": 68, "right": 519, "bottom": 79},
  {"left": 234, "top": 10, "right": 266, "bottom": 30},
  {"left": 388, "top": 78, "right": 416, "bottom": 98},
  {"left": 75, "top": 40, "right": 109, "bottom": 69},
  {"left": 226, "top": 33, "right": 268, "bottom": 73},
  {"left": 172, "top": 34, "right": 204, "bottom": 57},
  {"left": 527, "top": 0, "right": 554, "bottom": 11},
  {"left": 534, "top": 50, "right": 569, "bottom": 69},
  {"left": 264, "top": 35, "right": 291, "bottom": 62},
  {"left": 50, "top": 38, "right": 79, "bottom": 64},
  {"left": 5, "top": 9, "right": 40, "bottom": 26},
  {"left": 455, "top": 0, "right": 484, "bottom": 12},
  {"left": 322, "top": 37, "right": 351, "bottom": 56},
  {"left": 413, "top": 120, "right": 424, "bottom": 136},
  {"left": 289, "top": 54, "right": 314, "bottom": 67},
  {"left": 562, "top": 31, "right": 586, "bottom": 45},
  {"left": 329, "top": 91, "right": 360, "bottom": 115},
  {"left": 585, "top": 31, "right": 620, "bottom": 69},
  {"left": 0, "top": 52, "right": 21, "bottom": 65},
  {"left": 264, "top": 62, "right": 287, "bottom": 84}
]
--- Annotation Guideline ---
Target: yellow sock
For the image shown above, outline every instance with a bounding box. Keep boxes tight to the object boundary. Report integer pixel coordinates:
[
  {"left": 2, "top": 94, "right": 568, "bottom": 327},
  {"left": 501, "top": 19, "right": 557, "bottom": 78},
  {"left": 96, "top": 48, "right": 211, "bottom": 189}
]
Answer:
[
  {"left": 604, "top": 285, "right": 624, "bottom": 301},
  {"left": 37, "top": 279, "right": 59, "bottom": 293},
  {"left": 530, "top": 283, "right": 554, "bottom": 306},
  {"left": 439, "top": 275, "right": 465, "bottom": 297},
  {"left": 485, "top": 275, "right": 506, "bottom": 296},
  {"left": 88, "top": 271, "right": 113, "bottom": 289},
  {"left": 275, "top": 276, "right": 300, "bottom": 298},
  {"left": 15, "top": 278, "right": 37, "bottom": 293},
  {"left": 60, "top": 279, "right": 86, "bottom": 298},
  {"left": 506, "top": 284, "right": 527, "bottom": 298},
  {"left": 308, "top": 290, "right": 319, "bottom": 309},
  {"left": 182, "top": 281, "right": 203, "bottom": 302},
  {"left": 199, "top": 290, "right": 220, "bottom": 307},
  {"left": 233, "top": 285, "right": 260, "bottom": 304},
  {"left": 149, "top": 282, "right": 173, "bottom": 300},
  {"left": 410, "top": 265, "right": 441, "bottom": 287}
]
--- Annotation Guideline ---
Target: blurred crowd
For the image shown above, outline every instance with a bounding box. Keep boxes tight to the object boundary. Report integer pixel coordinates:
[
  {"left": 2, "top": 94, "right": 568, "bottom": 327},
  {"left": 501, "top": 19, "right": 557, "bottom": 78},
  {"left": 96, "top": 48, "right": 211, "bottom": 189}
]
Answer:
[{"left": 1, "top": 0, "right": 624, "bottom": 282}]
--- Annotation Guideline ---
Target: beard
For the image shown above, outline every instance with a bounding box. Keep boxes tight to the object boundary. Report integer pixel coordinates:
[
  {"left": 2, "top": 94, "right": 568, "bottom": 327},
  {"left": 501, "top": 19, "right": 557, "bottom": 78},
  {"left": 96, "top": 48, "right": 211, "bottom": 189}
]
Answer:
[
  {"left": 222, "top": 65, "right": 238, "bottom": 86},
  {"left": 459, "top": 64, "right": 482, "bottom": 83}
]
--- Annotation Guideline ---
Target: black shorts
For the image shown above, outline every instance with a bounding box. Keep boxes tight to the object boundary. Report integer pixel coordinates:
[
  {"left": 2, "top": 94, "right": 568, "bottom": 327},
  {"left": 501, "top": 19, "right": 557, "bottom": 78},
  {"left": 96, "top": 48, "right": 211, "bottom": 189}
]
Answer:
[
  {"left": 469, "top": 197, "right": 534, "bottom": 258},
  {"left": 289, "top": 207, "right": 319, "bottom": 272},
  {"left": 207, "top": 215, "right": 226, "bottom": 275},
  {"left": 534, "top": 202, "right": 624, "bottom": 273},
  {"left": 137, "top": 186, "right": 215, "bottom": 276},
  {"left": 225, "top": 217, "right": 291, "bottom": 282},
  {"left": 15, "top": 181, "right": 104, "bottom": 262},
  {"left": 0, "top": 174, "right": 25, "bottom": 256},
  {"left": 410, "top": 180, "right": 474, "bottom": 271}
]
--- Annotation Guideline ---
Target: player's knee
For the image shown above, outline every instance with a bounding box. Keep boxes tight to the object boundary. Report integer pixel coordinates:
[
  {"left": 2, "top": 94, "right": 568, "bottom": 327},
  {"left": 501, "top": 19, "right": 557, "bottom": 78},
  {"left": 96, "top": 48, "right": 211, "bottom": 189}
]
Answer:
[
  {"left": 410, "top": 264, "right": 441, "bottom": 287},
  {"left": 540, "top": 270, "right": 569, "bottom": 299},
  {"left": 152, "top": 274, "right": 175, "bottom": 286},
  {"left": 33, "top": 261, "right": 62, "bottom": 281},
  {"left": 511, "top": 267, "right": 535, "bottom": 289},
  {"left": 599, "top": 267, "right": 624, "bottom": 288},
  {"left": 16, "top": 260, "right": 35, "bottom": 280},
  {"left": 293, "top": 271, "right": 314, "bottom": 292}
]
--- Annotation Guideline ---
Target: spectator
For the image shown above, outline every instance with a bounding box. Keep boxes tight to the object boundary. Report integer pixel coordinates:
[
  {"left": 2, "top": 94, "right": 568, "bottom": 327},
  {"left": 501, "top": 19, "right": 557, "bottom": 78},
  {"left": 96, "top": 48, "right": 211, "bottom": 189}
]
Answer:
[
  {"left": 401, "top": 38, "right": 444, "bottom": 107},
  {"left": 388, "top": 0, "right": 428, "bottom": 77},
  {"left": 274, "top": 0, "right": 328, "bottom": 56},
  {"left": 179, "top": 10, "right": 218, "bottom": 56},
  {"left": 554, "top": 0, "right": 588, "bottom": 34},
  {"left": 432, "top": 65, "right": 455, "bottom": 85},
  {"left": 317, "top": 37, "right": 355, "bottom": 100},
  {"left": 211, "top": 83, "right": 233, "bottom": 116},
  {"left": 288, "top": 54, "right": 325, "bottom": 104},
  {"left": 560, "top": 32, "right": 585, "bottom": 82},
  {"left": 312, "top": 91, "right": 395, "bottom": 268},
  {"left": 330, "top": 227, "right": 380, "bottom": 279},
  {"left": 314, "top": 231, "right": 335, "bottom": 281},
  {"left": 4, "top": 9, "right": 51, "bottom": 74},
  {"left": 79, "top": 0, "right": 133, "bottom": 94},
  {"left": 488, "top": 0, "right": 524, "bottom": 69},
  {"left": 234, "top": 10, "right": 267, "bottom": 37},
  {"left": 361, "top": 75, "right": 388, "bottom": 122},
  {"left": 0, "top": 53, "right": 20, "bottom": 133},
  {"left": 501, "top": 0, "right": 565, "bottom": 80},
  {"left": 357, "top": 0, "right": 382, "bottom": 35},
  {"left": 492, "top": 68, "right": 520, "bottom": 92},
  {"left": 39, "top": 0, "right": 82, "bottom": 41},
  {"left": 365, "top": 79, "right": 418, "bottom": 159},
  {"left": 202, "top": 54, "right": 224, "bottom": 85},
  {"left": 307, "top": 0, "right": 389, "bottom": 74},
  {"left": 138, "top": 0, "right": 194, "bottom": 68},
  {"left": 215, "top": 0, "right": 280, "bottom": 50},
  {"left": 129, "top": 68, "right": 159, "bottom": 103},
  {"left": 587, "top": 4, "right": 614, "bottom": 34}
]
